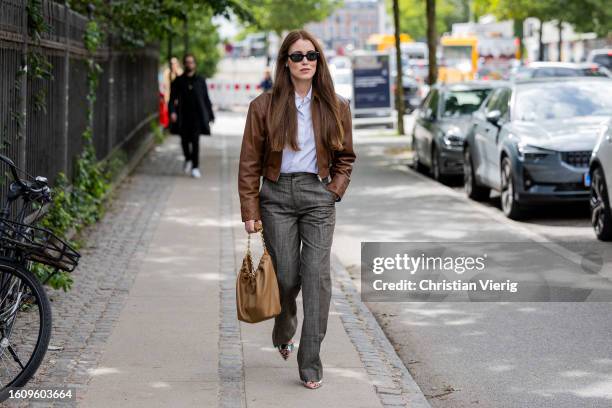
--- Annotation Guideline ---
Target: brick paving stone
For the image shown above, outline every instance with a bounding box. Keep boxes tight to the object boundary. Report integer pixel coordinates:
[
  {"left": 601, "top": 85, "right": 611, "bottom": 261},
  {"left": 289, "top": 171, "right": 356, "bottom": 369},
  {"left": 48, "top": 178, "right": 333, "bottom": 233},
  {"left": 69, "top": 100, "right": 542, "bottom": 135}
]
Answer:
[{"left": 13, "top": 144, "right": 180, "bottom": 407}]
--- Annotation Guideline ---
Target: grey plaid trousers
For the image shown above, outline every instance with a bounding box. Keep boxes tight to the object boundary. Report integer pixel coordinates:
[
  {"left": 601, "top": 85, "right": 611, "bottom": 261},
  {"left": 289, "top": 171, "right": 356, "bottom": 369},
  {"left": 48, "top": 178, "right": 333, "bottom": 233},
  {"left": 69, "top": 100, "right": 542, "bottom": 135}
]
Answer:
[{"left": 259, "top": 172, "right": 336, "bottom": 382}]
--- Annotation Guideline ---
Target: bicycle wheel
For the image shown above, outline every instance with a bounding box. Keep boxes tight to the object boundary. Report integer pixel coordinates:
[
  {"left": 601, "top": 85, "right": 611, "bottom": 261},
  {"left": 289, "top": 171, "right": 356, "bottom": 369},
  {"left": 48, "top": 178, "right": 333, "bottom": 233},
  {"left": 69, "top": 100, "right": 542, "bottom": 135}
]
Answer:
[{"left": 0, "top": 259, "right": 52, "bottom": 401}]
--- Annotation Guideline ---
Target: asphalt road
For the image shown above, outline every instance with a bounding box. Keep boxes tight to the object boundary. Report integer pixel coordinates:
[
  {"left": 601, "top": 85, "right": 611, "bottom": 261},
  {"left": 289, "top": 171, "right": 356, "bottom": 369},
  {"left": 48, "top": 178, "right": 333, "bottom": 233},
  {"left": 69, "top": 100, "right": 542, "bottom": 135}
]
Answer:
[{"left": 331, "top": 133, "right": 612, "bottom": 408}]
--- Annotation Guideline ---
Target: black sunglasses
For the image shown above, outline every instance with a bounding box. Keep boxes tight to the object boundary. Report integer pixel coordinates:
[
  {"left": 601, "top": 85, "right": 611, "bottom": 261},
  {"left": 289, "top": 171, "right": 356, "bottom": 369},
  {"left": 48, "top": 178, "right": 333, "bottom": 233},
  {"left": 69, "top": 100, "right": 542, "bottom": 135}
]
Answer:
[{"left": 288, "top": 51, "right": 320, "bottom": 63}]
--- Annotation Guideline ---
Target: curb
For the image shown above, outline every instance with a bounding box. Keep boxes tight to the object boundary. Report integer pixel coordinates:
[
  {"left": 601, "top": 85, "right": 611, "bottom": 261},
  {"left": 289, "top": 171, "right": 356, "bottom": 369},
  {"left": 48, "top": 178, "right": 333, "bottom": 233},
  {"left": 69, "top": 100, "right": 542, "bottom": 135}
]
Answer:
[
  {"left": 331, "top": 253, "right": 431, "bottom": 408},
  {"left": 218, "top": 131, "right": 247, "bottom": 408}
]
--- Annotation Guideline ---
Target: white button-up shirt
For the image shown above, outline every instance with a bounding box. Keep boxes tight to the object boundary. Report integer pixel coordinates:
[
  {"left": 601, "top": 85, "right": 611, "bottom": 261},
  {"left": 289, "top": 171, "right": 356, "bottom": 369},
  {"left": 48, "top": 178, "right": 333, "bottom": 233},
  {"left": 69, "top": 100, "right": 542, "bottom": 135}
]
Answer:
[{"left": 280, "top": 86, "right": 319, "bottom": 174}]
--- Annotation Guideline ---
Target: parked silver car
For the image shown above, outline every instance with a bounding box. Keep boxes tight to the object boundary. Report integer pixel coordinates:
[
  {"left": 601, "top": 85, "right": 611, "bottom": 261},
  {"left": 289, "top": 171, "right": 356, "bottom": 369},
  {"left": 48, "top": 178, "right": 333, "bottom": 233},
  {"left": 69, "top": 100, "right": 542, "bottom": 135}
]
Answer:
[
  {"left": 463, "top": 77, "right": 612, "bottom": 219},
  {"left": 589, "top": 120, "right": 612, "bottom": 241},
  {"left": 513, "top": 62, "right": 611, "bottom": 79}
]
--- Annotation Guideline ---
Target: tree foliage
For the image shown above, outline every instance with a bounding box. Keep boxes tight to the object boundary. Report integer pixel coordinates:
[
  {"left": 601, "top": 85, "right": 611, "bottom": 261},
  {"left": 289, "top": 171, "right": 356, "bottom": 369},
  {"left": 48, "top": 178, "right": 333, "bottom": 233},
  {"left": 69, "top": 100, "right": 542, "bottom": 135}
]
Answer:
[
  {"left": 395, "top": 0, "right": 471, "bottom": 41},
  {"left": 239, "top": 0, "right": 338, "bottom": 37},
  {"left": 68, "top": 0, "right": 253, "bottom": 47},
  {"left": 160, "top": 9, "right": 222, "bottom": 78},
  {"left": 560, "top": 0, "right": 610, "bottom": 37},
  {"left": 67, "top": 1, "right": 254, "bottom": 76},
  {"left": 473, "top": 0, "right": 611, "bottom": 37}
]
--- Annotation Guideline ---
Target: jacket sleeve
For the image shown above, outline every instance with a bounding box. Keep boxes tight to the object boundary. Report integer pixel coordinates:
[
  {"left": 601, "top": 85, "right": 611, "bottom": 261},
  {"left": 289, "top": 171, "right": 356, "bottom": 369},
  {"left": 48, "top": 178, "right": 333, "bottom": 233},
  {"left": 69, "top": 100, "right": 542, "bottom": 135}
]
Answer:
[
  {"left": 327, "top": 100, "right": 356, "bottom": 201},
  {"left": 201, "top": 77, "right": 215, "bottom": 122},
  {"left": 238, "top": 100, "right": 265, "bottom": 222},
  {"left": 168, "top": 78, "right": 178, "bottom": 115}
]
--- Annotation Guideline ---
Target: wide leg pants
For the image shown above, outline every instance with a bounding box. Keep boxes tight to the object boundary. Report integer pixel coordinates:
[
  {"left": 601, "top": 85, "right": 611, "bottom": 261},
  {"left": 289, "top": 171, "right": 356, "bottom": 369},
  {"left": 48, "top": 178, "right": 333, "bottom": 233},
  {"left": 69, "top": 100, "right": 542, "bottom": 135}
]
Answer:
[{"left": 259, "top": 172, "right": 336, "bottom": 382}]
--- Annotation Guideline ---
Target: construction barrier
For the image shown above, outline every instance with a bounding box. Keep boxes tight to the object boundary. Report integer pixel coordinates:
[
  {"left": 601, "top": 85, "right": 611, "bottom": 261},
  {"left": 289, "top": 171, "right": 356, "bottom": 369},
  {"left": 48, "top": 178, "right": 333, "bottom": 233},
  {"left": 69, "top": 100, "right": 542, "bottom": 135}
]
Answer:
[{"left": 208, "top": 79, "right": 263, "bottom": 110}]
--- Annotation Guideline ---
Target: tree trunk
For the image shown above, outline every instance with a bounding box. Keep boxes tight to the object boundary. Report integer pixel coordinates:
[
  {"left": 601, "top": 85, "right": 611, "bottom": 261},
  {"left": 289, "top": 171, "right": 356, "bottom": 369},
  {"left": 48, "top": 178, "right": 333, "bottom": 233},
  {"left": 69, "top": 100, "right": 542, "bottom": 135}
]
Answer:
[
  {"left": 462, "top": 0, "right": 470, "bottom": 23},
  {"left": 538, "top": 19, "right": 544, "bottom": 61},
  {"left": 426, "top": 0, "right": 437, "bottom": 85},
  {"left": 183, "top": 15, "right": 189, "bottom": 54},
  {"left": 514, "top": 18, "right": 524, "bottom": 61},
  {"left": 392, "top": 0, "right": 404, "bottom": 135},
  {"left": 167, "top": 22, "right": 173, "bottom": 70},
  {"left": 557, "top": 20, "right": 563, "bottom": 62},
  {"left": 264, "top": 31, "right": 271, "bottom": 67}
]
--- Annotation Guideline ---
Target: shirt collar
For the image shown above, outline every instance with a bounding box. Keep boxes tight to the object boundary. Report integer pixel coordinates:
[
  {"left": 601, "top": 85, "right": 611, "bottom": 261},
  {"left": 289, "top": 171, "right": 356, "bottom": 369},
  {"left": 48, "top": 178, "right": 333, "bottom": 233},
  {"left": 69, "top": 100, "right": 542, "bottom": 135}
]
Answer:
[{"left": 295, "top": 85, "right": 312, "bottom": 106}]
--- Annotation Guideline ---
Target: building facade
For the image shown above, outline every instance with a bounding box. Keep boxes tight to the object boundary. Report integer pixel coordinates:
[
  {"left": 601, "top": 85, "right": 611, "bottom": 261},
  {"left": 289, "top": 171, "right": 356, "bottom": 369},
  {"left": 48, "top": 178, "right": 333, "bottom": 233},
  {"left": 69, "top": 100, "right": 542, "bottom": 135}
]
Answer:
[
  {"left": 305, "top": 0, "right": 388, "bottom": 53},
  {"left": 523, "top": 18, "right": 611, "bottom": 63}
]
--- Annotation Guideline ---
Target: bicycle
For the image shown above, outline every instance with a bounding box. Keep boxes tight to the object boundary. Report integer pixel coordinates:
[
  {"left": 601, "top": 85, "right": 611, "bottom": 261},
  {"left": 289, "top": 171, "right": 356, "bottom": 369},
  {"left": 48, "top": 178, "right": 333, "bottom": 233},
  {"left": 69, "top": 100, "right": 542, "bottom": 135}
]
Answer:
[{"left": 0, "top": 154, "right": 80, "bottom": 401}]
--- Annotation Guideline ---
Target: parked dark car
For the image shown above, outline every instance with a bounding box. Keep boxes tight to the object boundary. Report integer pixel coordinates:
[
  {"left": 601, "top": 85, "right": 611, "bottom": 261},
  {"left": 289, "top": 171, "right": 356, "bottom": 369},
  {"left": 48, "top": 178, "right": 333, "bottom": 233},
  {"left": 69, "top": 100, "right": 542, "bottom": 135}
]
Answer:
[
  {"left": 411, "top": 81, "right": 501, "bottom": 181},
  {"left": 463, "top": 77, "right": 612, "bottom": 219}
]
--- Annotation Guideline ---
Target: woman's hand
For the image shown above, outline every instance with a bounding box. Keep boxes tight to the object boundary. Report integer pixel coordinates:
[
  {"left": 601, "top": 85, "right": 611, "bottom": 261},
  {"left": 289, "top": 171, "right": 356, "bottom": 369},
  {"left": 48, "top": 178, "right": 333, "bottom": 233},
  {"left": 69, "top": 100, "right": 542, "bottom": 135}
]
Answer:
[{"left": 245, "top": 220, "right": 262, "bottom": 234}]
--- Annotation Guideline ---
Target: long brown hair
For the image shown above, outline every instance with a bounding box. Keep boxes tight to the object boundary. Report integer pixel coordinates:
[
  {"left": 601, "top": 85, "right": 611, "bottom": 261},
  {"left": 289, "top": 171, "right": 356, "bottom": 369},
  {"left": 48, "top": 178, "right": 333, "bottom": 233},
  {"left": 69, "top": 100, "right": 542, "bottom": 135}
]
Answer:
[{"left": 268, "top": 30, "right": 345, "bottom": 152}]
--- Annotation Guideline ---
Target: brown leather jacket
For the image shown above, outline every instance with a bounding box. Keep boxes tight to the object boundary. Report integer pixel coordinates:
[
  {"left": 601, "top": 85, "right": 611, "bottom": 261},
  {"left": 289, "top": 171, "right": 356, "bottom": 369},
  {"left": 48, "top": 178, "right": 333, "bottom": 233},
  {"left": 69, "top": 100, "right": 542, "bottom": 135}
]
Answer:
[{"left": 238, "top": 91, "right": 356, "bottom": 222}]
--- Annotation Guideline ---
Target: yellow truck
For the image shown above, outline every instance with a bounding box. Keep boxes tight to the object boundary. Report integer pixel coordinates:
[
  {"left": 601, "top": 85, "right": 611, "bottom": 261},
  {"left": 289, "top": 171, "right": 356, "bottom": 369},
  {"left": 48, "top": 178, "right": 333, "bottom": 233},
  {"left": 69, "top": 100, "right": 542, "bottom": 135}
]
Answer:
[
  {"left": 438, "top": 20, "right": 519, "bottom": 83},
  {"left": 438, "top": 36, "right": 479, "bottom": 83},
  {"left": 366, "top": 33, "right": 413, "bottom": 52}
]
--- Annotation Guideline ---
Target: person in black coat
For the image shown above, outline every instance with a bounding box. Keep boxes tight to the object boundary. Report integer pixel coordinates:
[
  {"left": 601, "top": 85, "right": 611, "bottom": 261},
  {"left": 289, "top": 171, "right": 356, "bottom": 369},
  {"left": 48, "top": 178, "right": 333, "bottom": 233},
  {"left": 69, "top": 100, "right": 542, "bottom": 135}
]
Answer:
[{"left": 168, "top": 54, "right": 215, "bottom": 178}]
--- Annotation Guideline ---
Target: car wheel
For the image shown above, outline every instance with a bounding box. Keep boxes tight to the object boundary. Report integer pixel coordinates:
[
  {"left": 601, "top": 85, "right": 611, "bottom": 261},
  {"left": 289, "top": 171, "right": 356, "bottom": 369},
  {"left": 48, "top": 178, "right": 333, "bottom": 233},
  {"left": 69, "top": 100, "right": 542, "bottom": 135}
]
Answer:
[
  {"left": 463, "top": 148, "right": 490, "bottom": 201},
  {"left": 500, "top": 157, "right": 523, "bottom": 219},
  {"left": 412, "top": 137, "right": 427, "bottom": 173},
  {"left": 590, "top": 166, "right": 612, "bottom": 241}
]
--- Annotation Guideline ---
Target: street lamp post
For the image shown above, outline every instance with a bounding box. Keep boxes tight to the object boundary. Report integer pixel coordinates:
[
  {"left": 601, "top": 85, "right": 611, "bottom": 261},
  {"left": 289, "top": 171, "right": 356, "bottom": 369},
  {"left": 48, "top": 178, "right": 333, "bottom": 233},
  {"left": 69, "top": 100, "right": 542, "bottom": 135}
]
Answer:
[{"left": 426, "top": 0, "right": 437, "bottom": 85}]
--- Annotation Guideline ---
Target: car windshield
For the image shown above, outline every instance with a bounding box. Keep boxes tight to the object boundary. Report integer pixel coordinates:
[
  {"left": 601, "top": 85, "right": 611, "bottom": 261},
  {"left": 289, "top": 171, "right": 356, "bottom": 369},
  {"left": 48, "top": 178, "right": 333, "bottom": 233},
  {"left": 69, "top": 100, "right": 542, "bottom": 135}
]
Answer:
[
  {"left": 442, "top": 89, "right": 491, "bottom": 117},
  {"left": 530, "top": 66, "right": 608, "bottom": 77},
  {"left": 514, "top": 82, "right": 612, "bottom": 121},
  {"left": 442, "top": 46, "right": 472, "bottom": 70}
]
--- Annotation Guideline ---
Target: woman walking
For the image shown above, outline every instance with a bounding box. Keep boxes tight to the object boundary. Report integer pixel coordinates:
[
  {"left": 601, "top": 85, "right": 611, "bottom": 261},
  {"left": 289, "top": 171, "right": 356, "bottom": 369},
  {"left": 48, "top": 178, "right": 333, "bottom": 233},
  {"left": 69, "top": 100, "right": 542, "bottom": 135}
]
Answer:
[{"left": 238, "top": 30, "right": 356, "bottom": 390}]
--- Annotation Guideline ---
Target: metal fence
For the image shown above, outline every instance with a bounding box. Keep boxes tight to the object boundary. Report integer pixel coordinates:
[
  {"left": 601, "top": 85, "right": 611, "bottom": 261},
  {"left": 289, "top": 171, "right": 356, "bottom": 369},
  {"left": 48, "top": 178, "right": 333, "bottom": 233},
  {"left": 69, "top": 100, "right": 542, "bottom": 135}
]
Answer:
[{"left": 0, "top": 0, "right": 159, "bottom": 195}]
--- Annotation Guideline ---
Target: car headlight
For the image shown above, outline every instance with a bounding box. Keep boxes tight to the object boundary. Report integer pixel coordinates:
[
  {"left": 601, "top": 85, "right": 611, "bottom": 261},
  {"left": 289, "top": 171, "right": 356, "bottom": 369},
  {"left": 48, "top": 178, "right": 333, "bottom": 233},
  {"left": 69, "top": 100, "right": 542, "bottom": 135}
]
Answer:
[
  {"left": 442, "top": 127, "right": 464, "bottom": 147},
  {"left": 517, "top": 142, "right": 555, "bottom": 161}
]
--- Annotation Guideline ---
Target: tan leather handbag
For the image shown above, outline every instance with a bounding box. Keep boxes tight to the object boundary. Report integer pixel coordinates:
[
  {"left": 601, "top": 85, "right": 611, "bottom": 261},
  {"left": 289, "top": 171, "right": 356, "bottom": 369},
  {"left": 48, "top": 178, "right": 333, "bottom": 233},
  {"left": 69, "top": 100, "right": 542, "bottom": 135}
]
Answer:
[{"left": 236, "top": 227, "right": 281, "bottom": 323}]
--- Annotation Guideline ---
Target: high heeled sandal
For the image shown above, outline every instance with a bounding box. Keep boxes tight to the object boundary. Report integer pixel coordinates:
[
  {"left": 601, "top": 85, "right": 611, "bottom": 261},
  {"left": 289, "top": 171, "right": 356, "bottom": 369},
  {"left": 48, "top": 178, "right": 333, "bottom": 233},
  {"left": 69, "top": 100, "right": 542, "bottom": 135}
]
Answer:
[
  {"left": 275, "top": 341, "right": 294, "bottom": 360},
  {"left": 302, "top": 379, "right": 323, "bottom": 389}
]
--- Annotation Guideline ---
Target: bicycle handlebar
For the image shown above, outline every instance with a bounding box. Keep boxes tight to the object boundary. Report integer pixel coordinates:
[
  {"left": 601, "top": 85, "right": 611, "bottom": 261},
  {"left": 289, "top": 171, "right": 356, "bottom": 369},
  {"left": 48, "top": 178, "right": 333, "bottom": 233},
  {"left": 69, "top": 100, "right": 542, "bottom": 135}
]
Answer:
[
  {"left": 0, "top": 153, "right": 25, "bottom": 188},
  {"left": 0, "top": 153, "right": 49, "bottom": 197}
]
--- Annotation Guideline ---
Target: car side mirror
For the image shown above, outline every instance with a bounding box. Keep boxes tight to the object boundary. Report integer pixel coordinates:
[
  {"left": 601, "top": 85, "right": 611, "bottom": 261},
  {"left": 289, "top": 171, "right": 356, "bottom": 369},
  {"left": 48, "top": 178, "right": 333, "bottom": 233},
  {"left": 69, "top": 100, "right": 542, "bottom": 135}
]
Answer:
[{"left": 486, "top": 110, "right": 501, "bottom": 125}]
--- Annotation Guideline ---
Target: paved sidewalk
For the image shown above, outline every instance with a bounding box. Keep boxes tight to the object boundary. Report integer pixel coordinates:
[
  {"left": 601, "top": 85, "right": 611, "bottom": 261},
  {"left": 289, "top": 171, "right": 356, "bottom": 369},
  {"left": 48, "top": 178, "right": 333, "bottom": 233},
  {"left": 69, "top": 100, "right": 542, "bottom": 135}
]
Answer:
[
  {"left": 19, "top": 113, "right": 429, "bottom": 407},
  {"left": 81, "top": 140, "right": 222, "bottom": 407}
]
